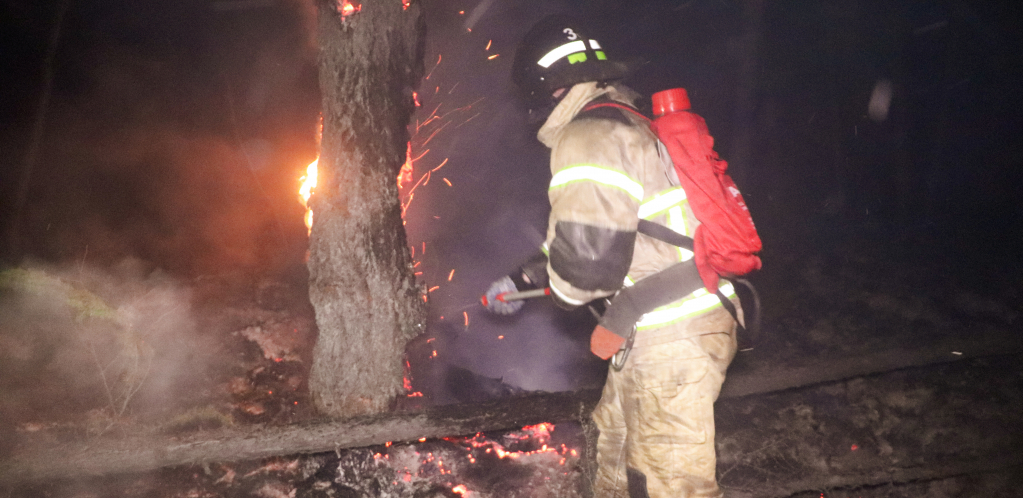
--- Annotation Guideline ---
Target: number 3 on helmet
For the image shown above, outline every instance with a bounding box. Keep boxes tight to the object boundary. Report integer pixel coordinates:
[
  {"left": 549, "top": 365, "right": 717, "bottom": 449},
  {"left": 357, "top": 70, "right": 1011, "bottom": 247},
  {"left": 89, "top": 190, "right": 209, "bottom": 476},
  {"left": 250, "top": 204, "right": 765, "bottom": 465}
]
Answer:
[{"left": 512, "top": 15, "right": 637, "bottom": 105}]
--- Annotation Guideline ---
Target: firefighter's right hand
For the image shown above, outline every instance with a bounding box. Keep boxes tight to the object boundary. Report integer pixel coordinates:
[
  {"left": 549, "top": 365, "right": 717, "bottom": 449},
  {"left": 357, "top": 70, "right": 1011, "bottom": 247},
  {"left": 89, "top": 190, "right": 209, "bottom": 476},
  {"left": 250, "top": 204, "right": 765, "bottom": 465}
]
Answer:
[{"left": 483, "top": 275, "right": 526, "bottom": 315}]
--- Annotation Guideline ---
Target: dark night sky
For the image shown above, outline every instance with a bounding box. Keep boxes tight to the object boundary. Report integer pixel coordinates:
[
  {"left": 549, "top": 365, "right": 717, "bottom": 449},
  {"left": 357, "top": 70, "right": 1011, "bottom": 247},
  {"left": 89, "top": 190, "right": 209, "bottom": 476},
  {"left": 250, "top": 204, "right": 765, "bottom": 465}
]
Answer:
[{"left": 1, "top": 0, "right": 1021, "bottom": 393}]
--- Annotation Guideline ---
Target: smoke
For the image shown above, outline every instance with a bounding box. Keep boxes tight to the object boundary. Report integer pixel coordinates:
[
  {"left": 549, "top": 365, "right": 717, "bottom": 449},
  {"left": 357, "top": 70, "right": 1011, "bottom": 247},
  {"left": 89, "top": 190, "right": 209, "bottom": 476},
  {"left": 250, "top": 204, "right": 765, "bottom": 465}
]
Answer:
[
  {"left": 0, "top": 0, "right": 321, "bottom": 441},
  {"left": 397, "top": 0, "right": 615, "bottom": 399},
  {"left": 0, "top": 260, "right": 210, "bottom": 432}
]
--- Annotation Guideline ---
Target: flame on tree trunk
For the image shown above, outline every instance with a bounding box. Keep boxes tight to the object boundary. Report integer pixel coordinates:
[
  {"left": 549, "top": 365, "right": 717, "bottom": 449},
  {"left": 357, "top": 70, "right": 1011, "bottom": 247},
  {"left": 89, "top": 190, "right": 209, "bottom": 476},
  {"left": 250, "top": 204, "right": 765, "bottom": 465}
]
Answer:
[{"left": 308, "top": 0, "right": 426, "bottom": 418}]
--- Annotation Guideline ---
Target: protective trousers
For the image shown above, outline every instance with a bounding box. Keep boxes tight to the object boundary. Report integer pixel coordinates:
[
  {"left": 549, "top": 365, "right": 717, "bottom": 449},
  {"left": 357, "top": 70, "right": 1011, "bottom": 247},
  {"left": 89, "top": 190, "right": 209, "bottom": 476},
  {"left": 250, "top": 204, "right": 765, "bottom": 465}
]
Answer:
[{"left": 591, "top": 308, "right": 738, "bottom": 498}]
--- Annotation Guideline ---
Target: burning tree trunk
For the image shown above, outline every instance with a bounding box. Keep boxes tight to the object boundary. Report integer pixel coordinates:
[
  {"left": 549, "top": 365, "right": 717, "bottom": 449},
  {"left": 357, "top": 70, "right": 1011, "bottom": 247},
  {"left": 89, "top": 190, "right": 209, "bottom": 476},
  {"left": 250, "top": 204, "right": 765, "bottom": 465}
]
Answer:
[{"left": 307, "top": 0, "right": 426, "bottom": 418}]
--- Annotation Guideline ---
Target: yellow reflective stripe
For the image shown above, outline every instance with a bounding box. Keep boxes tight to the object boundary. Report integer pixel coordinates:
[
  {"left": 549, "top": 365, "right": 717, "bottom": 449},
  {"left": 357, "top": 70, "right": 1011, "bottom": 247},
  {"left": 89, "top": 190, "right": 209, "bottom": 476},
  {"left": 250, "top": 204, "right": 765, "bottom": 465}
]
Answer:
[
  {"left": 667, "top": 205, "right": 694, "bottom": 261},
  {"left": 623, "top": 275, "right": 635, "bottom": 287},
  {"left": 637, "top": 187, "right": 687, "bottom": 219},
  {"left": 549, "top": 165, "right": 644, "bottom": 201},
  {"left": 635, "top": 282, "right": 735, "bottom": 330},
  {"left": 540, "top": 242, "right": 549, "bottom": 256},
  {"left": 549, "top": 280, "right": 588, "bottom": 306},
  {"left": 537, "top": 40, "right": 586, "bottom": 68},
  {"left": 721, "top": 282, "right": 737, "bottom": 298},
  {"left": 537, "top": 39, "right": 603, "bottom": 68},
  {"left": 567, "top": 53, "right": 587, "bottom": 64},
  {"left": 667, "top": 205, "right": 689, "bottom": 236}
]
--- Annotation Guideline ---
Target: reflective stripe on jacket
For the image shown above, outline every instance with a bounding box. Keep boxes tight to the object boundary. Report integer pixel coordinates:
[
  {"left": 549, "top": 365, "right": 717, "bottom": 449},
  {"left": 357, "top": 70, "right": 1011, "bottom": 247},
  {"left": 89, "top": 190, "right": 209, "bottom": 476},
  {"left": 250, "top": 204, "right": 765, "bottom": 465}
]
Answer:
[{"left": 538, "top": 82, "right": 733, "bottom": 331}]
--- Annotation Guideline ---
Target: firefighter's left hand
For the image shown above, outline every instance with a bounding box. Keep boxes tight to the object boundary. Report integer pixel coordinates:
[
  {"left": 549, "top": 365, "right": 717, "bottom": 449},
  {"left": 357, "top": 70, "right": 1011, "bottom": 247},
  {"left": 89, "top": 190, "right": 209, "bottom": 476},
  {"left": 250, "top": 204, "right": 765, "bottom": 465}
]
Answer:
[{"left": 483, "top": 276, "right": 526, "bottom": 315}]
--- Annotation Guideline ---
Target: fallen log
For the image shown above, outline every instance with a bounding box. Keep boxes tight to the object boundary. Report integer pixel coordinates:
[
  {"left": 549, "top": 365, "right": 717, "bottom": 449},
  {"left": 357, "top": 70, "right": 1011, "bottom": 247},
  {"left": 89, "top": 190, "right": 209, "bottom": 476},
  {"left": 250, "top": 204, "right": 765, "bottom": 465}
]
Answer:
[
  {"left": 0, "top": 389, "right": 602, "bottom": 485},
  {"left": 721, "top": 326, "right": 1023, "bottom": 398}
]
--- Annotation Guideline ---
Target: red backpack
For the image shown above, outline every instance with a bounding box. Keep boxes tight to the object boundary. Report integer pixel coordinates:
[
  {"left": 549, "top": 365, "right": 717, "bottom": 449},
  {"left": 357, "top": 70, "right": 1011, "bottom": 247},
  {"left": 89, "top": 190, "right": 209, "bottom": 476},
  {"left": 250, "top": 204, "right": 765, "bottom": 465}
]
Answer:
[
  {"left": 582, "top": 89, "right": 762, "bottom": 292},
  {"left": 578, "top": 91, "right": 765, "bottom": 360},
  {"left": 649, "top": 88, "right": 762, "bottom": 292}
]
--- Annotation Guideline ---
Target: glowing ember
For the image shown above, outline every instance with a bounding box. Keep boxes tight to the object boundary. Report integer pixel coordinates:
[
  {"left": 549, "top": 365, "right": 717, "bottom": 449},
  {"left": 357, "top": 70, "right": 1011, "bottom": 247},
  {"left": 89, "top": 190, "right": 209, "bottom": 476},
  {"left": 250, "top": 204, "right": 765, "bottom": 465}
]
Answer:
[
  {"left": 337, "top": 0, "right": 360, "bottom": 17},
  {"left": 298, "top": 158, "right": 318, "bottom": 235},
  {"left": 398, "top": 142, "right": 414, "bottom": 189},
  {"left": 349, "top": 422, "right": 580, "bottom": 496}
]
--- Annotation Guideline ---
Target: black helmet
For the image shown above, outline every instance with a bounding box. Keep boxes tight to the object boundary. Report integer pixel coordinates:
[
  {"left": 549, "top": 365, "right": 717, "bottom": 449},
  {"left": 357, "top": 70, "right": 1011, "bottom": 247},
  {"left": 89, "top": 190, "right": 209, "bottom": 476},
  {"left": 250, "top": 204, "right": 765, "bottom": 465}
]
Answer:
[{"left": 512, "top": 15, "right": 633, "bottom": 104}]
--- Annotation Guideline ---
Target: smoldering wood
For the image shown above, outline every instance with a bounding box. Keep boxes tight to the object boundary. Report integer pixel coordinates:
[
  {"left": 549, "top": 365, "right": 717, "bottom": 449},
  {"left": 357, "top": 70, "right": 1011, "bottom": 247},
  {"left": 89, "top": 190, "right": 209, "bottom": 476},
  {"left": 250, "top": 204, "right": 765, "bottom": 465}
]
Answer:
[
  {"left": 306, "top": 0, "right": 427, "bottom": 418},
  {"left": 0, "top": 390, "right": 602, "bottom": 484}
]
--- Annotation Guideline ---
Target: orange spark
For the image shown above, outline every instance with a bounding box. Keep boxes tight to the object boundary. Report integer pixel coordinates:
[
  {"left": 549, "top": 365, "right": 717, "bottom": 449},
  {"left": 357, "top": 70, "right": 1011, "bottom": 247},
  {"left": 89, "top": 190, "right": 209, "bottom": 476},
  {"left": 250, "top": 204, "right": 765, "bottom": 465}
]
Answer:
[
  {"left": 487, "top": 54, "right": 499, "bottom": 60},
  {"left": 453, "top": 484, "right": 468, "bottom": 495},
  {"left": 447, "top": 269, "right": 455, "bottom": 281},
  {"left": 443, "top": 178, "right": 451, "bottom": 186},
  {"left": 428, "top": 285, "right": 439, "bottom": 293},
  {"left": 425, "top": 54, "right": 441, "bottom": 80},
  {"left": 463, "top": 311, "right": 468, "bottom": 327},
  {"left": 485, "top": 39, "right": 492, "bottom": 50}
]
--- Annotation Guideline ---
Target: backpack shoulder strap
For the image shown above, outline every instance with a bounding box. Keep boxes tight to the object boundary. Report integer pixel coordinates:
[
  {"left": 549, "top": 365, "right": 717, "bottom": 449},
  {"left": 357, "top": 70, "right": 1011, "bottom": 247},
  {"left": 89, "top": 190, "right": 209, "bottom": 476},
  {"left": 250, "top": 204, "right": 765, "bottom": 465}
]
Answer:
[
  {"left": 575, "top": 98, "right": 652, "bottom": 126},
  {"left": 636, "top": 219, "right": 760, "bottom": 345}
]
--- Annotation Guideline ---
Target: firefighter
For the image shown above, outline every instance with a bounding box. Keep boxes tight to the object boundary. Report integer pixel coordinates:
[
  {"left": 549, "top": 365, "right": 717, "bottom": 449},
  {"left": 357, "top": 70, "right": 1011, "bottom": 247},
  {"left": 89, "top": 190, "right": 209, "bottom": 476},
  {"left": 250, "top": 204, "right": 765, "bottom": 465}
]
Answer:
[{"left": 483, "top": 15, "right": 741, "bottom": 498}]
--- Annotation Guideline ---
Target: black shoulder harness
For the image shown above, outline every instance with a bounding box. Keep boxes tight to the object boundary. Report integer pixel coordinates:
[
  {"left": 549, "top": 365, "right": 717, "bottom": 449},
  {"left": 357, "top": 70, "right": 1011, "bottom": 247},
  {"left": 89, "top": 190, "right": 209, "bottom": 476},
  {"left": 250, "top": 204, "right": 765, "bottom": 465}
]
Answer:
[{"left": 573, "top": 97, "right": 651, "bottom": 127}]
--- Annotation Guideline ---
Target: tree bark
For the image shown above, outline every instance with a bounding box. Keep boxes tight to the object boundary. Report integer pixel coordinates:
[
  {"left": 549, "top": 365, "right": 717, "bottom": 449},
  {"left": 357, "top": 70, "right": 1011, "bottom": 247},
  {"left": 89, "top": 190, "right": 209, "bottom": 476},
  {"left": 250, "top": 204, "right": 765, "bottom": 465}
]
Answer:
[{"left": 307, "top": 0, "right": 426, "bottom": 418}]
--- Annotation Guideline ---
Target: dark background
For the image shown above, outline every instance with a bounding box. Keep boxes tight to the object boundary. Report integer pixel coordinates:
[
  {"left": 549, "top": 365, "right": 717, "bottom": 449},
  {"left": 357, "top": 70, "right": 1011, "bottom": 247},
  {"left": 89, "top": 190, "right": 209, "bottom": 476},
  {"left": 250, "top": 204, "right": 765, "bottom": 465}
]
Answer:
[{"left": 2, "top": 0, "right": 1021, "bottom": 395}]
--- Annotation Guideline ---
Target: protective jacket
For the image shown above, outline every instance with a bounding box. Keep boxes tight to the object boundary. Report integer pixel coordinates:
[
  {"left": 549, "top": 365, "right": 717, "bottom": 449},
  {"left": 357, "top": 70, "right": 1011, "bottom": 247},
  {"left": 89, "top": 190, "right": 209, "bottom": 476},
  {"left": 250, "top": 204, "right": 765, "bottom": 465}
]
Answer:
[
  {"left": 539, "top": 81, "right": 739, "bottom": 498},
  {"left": 539, "top": 82, "right": 735, "bottom": 341}
]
